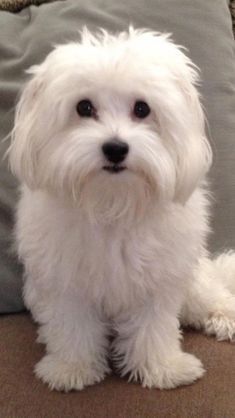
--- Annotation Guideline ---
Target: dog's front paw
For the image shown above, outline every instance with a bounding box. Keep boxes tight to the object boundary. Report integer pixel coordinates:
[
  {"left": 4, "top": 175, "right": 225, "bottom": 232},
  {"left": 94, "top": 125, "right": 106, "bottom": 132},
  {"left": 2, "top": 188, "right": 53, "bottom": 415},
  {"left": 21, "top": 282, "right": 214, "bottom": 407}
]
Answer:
[
  {"left": 132, "top": 352, "right": 204, "bottom": 389},
  {"left": 205, "top": 311, "right": 235, "bottom": 342},
  {"left": 35, "top": 354, "right": 109, "bottom": 391}
]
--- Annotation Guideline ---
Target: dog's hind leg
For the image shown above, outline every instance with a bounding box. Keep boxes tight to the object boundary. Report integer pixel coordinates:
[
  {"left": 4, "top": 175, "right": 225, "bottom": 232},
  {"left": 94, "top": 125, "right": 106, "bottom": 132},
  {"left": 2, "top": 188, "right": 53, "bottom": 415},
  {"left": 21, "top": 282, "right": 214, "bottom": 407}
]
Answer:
[{"left": 180, "top": 252, "right": 235, "bottom": 342}]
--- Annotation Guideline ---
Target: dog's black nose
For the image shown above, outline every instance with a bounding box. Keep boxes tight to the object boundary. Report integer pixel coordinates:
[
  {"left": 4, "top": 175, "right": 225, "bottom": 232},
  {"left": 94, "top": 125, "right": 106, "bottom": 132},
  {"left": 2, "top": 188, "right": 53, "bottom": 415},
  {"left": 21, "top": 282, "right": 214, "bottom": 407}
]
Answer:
[{"left": 102, "top": 140, "right": 129, "bottom": 164}]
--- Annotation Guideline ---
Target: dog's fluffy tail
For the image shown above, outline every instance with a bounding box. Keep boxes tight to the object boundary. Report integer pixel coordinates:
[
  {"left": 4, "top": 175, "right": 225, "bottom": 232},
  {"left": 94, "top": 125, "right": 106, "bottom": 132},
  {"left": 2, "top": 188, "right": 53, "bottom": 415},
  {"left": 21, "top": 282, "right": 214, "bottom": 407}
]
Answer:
[{"left": 180, "top": 252, "right": 235, "bottom": 342}]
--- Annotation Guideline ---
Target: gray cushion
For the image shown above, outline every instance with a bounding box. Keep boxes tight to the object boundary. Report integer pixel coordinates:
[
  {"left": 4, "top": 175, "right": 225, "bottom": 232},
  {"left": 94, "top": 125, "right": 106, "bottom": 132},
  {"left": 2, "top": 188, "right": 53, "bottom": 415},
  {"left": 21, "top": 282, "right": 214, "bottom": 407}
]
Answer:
[{"left": 0, "top": 0, "right": 235, "bottom": 312}]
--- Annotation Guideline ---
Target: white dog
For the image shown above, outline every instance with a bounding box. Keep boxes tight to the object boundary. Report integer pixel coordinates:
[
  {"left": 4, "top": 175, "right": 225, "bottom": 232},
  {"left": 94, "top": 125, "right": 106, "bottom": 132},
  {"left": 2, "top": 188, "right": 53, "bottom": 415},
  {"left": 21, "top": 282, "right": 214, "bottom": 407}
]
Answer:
[{"left": 8, "top": 28, "right": 235, "bottom": 391}]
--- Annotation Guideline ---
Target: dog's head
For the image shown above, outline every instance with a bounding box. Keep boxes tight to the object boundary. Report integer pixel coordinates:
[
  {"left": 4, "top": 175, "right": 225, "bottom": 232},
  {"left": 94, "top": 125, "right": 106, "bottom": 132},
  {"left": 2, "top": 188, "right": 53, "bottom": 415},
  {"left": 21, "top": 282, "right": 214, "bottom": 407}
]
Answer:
[{"left": 9, "top": 28, "right": 212, "bottom": 222}]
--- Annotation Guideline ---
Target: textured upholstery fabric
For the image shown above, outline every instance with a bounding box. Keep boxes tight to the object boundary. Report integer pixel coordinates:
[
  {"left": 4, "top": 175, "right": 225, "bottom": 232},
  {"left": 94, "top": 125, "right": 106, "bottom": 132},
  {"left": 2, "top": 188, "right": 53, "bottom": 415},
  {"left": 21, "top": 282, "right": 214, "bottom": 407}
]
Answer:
[
  {"left": 229, "top": 0, "right": 235, "bottom": 35},
  {"left": 0, "top": 1, "right": 234, "bottom": 312},
  {"left": 0, "top": 0, "right": 54, "bottom": 12},
  {"left": 1, "top": 314, "right": 235, "bottom": 418}
]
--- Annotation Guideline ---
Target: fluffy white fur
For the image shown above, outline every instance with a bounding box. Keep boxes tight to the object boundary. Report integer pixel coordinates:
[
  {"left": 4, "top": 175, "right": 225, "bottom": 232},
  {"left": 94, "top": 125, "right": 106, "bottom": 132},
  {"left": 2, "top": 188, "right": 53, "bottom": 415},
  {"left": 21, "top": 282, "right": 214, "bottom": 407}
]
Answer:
[{"left": 8, "top": 28, "right": 235, "bottom": 392}]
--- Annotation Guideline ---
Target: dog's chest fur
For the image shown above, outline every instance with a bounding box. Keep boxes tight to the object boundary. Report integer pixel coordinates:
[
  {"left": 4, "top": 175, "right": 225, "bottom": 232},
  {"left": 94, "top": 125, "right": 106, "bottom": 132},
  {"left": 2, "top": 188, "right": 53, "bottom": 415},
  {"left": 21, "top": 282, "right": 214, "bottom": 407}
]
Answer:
[{"left": 18, "top": 186, "right": 209, "bottom": 318}]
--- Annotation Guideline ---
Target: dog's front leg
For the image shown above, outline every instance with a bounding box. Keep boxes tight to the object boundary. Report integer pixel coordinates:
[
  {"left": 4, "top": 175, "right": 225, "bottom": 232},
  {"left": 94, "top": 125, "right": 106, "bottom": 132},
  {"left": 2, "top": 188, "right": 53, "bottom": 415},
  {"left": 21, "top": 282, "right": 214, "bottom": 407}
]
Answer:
[
  {"left": 113, "top": 301, "right": 204, "bottom": 389},
  {"left": 34, "top": 291, "right": 110, "bottom": 391}
]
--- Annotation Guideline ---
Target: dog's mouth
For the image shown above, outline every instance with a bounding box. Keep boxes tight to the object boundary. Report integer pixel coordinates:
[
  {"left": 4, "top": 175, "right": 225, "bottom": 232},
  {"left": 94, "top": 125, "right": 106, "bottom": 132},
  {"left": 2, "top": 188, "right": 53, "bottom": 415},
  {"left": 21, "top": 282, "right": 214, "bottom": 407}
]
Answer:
[{"left": 103, "top": 165, "right": 127, "bottom": 173}]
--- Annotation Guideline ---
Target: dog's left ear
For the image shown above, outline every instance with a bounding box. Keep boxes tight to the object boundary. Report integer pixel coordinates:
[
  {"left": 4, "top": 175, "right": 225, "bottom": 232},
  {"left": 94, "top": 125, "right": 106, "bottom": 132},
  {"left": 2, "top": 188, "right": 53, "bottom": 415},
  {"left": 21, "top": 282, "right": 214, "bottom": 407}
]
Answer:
[
  {"left": 173, "top": 66, "right": 212, "bottom": 203},
  {"left": 8, "top": 65, "right": 45, "bottom": 188}
]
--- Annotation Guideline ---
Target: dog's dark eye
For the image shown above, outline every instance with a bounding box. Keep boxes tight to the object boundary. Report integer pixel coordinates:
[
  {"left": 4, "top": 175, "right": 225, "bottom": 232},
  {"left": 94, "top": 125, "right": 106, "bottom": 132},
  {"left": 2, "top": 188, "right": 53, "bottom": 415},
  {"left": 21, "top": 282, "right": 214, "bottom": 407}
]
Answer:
[
  {"left": 76, "top": 100, "right": 94, "bottom": 117},
  {"left": 134, "top": 101, "right": 151, "bottom": 119}
]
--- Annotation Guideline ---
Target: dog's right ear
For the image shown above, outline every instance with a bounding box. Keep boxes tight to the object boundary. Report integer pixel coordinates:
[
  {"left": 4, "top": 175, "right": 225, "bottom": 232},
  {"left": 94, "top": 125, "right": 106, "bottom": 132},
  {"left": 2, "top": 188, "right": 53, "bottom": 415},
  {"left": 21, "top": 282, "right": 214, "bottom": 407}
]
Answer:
[{"left": 8, "top": 65, "right": 45, "bottom": 188}]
